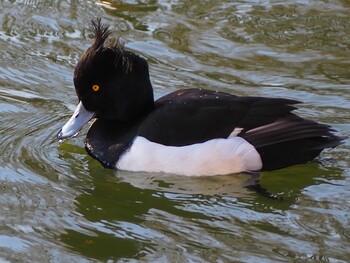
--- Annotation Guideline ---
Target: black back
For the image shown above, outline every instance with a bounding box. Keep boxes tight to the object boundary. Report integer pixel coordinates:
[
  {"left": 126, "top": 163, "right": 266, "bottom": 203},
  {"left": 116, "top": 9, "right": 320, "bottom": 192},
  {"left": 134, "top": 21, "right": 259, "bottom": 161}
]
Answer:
[{"left": 138, "top": 89, "right": 299, "bottom": 146}]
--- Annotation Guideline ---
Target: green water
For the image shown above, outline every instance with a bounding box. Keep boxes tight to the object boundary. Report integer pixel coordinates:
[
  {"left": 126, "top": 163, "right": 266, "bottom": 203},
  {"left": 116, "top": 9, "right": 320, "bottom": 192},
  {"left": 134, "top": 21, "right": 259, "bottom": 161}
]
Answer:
[{"left": 0, "top": 0, "right": 349, "bottom": 262}]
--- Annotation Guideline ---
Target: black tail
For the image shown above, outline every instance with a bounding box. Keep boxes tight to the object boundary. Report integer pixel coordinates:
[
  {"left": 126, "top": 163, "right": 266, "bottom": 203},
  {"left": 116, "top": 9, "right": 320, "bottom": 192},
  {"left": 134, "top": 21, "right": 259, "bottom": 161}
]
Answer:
[{"left": 240, "top": 115, "right": 345, "bottom": 171}]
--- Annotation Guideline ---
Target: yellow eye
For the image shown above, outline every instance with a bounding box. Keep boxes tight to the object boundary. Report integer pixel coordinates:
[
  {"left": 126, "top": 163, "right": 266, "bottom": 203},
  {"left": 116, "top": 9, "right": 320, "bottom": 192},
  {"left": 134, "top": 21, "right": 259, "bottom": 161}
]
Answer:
[{"left": 92, "top": 84, "right": 100, "bottom": 92}]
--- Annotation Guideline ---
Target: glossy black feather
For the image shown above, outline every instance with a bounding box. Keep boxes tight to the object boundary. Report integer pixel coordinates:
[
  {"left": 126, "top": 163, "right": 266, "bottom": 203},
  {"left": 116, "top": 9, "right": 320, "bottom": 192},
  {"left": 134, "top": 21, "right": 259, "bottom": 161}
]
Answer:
[{"left": 86, "top": 119, "right": 137, "bottom": 168}]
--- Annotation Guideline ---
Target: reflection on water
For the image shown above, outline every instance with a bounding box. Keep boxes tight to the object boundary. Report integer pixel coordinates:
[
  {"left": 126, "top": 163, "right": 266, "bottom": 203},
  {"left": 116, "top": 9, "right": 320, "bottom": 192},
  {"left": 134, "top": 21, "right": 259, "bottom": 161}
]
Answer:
[{"left": 0, "top": 0, "right": 349, "bottom": 262}]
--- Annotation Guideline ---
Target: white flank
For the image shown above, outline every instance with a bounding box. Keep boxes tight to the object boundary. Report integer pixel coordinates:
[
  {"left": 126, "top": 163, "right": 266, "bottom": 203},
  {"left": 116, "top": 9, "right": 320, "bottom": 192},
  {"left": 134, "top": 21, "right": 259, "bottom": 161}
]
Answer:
[{"left": 117, "top": 136, "right": 262, "bottom": 176}]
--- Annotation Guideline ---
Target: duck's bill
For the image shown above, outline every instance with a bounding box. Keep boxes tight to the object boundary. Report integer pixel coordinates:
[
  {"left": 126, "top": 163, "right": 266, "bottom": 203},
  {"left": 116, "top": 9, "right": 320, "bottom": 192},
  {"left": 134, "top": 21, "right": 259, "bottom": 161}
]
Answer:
[{"left": 57, "top": 101, "right": 95, "bottom": 140}]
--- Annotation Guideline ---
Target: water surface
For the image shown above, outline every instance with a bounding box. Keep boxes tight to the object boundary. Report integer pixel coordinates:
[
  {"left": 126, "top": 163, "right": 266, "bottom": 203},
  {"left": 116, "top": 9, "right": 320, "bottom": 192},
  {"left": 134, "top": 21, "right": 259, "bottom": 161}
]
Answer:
[{"left": 0, "top": 0, "right": 349, "bottom": 262}]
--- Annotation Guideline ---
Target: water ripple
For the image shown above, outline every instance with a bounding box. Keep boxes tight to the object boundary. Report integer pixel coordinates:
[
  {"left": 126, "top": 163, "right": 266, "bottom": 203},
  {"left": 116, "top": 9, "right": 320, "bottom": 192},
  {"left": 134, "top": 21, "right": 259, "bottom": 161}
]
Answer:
[{"left": 0, "top": 0, "right": 349, "bottom": 262}]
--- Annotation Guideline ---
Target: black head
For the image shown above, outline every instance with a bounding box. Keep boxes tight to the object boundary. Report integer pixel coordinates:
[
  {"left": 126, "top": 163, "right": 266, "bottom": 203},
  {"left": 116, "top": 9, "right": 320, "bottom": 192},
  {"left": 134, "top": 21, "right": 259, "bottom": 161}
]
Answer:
[{"left": 74, "top": 19, "right": 154, "bottom": 121}]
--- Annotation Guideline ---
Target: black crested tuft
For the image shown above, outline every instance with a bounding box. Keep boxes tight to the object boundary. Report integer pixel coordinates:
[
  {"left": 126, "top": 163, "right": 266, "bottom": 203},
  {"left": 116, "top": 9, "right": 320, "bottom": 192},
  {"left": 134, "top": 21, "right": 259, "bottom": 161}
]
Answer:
[
  {"left": 76, "top": 19, "right": 133, "bottom": 77},
  {"left": 91, "top": 19, "right": 131, "bottom": 73},
  {"left": 91, "top": 18, "right": 111, "bottom": 50},
  {"left": 91, "top": 18, "right": 125, "bottom": 53}
]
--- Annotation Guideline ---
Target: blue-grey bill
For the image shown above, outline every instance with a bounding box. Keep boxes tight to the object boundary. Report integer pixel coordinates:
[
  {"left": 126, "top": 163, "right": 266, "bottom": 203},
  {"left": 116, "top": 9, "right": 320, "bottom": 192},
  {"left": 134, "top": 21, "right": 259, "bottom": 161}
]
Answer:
[{"left": 57, "top": 101, "right": 95, "bottom": 140}]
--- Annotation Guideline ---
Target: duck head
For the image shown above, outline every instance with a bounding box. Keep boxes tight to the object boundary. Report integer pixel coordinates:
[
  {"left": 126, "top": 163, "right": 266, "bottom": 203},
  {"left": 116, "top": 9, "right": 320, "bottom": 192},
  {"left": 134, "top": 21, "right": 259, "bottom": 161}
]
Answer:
[{"left": 58, "top": 19, "right": 154, "bottom": 139}]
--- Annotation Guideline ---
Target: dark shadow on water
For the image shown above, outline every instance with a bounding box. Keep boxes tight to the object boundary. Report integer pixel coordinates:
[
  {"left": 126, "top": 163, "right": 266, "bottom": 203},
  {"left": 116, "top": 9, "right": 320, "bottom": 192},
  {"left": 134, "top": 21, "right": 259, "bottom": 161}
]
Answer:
[
  {"left": 58, "top": 144, "right": 345, "bottom": 260},
  {"left": 247, "top": 162, "right": 344, "bottom": 212}
]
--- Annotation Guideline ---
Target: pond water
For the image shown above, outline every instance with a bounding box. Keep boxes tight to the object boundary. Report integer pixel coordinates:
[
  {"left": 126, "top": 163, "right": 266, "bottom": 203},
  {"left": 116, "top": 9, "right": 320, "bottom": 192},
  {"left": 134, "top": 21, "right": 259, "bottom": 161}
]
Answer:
[{"left": 0, "top": 0, "right": 350, "bottom": 262}]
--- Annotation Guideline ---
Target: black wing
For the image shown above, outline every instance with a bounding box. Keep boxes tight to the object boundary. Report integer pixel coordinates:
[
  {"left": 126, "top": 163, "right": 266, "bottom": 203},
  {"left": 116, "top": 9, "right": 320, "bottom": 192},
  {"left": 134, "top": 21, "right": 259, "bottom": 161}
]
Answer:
[
  {"left": 239, "top": 114, "right": 343, "bottom": 170},
  {"left": 138, "top": 89, "right": 300, "bottom": 146},
  {"left": 137, "top": 88, "right": 344, "bottom": 170}
]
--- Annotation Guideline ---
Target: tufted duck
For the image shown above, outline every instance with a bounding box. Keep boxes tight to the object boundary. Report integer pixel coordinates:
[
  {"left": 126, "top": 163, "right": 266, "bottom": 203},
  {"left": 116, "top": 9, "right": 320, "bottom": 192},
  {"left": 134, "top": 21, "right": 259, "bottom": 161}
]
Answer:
[{"left": 58, "top": 19, "right": 344, "bottom": 176}]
